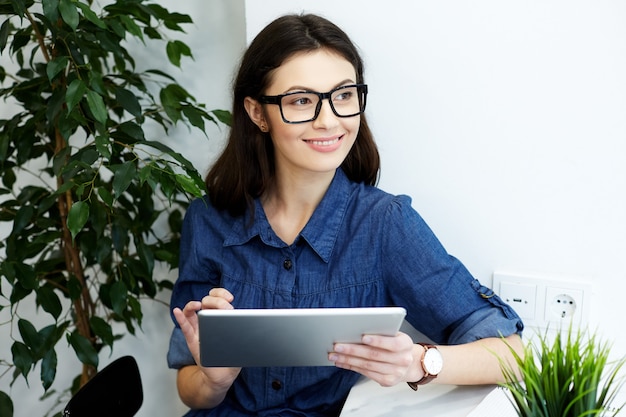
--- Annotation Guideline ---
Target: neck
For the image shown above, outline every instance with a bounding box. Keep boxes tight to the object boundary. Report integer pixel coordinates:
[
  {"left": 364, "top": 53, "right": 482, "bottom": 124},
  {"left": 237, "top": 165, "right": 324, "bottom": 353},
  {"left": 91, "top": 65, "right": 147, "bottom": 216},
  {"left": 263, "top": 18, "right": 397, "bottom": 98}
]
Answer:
[{"left": 262, "top": 169, "right": 335, "bottom": 244}]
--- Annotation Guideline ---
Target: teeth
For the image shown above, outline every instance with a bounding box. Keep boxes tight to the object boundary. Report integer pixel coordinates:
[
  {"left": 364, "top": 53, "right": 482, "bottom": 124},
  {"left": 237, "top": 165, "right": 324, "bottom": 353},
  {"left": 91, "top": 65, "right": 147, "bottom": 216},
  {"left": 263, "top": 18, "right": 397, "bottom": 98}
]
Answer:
[{"left": 309, "top": 138, "right": 339, "bottom": 146}]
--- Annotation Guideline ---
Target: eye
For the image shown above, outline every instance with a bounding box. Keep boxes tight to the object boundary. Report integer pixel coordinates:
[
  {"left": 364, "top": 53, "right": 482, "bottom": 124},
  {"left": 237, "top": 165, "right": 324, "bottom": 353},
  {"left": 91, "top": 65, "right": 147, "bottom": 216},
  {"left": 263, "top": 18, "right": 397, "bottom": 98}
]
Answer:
[
  {"left": 293, "top": 97, "right": 312, "bottom": 105},
  {"left": 333, "top": 86, "right": 357, "bottom": 103},
  {"left": 285, "top": 93, "right": 316, "bottom": 107}
]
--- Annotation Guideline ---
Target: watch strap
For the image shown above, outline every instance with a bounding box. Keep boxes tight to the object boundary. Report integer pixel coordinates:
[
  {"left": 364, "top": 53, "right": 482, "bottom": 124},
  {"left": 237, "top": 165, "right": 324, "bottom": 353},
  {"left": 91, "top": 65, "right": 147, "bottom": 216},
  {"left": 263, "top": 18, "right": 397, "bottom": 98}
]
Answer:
[{"left": 407, "top": 343, "right": 439, "bottom": 391}]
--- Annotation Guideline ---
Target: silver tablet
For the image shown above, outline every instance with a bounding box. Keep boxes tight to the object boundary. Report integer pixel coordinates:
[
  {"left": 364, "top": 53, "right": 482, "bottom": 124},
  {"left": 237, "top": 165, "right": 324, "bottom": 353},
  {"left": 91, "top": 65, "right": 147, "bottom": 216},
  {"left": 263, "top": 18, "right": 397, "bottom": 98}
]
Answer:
[{"left": 197, "top": 307, "right": 407, "bottom": 367}]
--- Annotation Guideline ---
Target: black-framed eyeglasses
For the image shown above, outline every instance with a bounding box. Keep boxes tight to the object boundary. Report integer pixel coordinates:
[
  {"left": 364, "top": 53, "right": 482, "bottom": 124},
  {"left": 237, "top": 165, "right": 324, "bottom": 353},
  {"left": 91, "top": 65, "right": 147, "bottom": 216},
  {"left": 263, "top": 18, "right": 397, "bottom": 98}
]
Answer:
[{"left": 259, "top": 84, "right": 368, "bottom": 124}]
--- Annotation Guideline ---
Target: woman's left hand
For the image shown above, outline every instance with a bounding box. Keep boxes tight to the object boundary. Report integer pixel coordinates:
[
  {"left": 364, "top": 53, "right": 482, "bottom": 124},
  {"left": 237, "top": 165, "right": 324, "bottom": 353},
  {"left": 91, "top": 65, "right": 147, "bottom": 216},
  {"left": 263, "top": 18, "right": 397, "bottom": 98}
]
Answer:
[{"left": 329, "top": 332, "right": 421, "bottom": 387}]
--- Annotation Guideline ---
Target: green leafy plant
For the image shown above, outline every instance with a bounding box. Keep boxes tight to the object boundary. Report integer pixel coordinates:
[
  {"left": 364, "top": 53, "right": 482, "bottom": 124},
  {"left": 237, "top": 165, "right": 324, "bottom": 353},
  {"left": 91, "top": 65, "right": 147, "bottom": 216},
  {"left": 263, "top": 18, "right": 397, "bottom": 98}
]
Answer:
[
  {"left": 500, "top": 327, "right": 625, "bottom": 417},
  {"left": 0, "top": 0, "right": 230, "bottom": 415}
]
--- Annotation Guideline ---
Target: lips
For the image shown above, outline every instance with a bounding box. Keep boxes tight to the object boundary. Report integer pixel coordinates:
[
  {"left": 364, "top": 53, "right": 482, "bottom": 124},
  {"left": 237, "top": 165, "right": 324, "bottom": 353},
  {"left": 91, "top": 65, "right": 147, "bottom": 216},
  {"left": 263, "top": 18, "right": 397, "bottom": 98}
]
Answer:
[
  {"left": 303, "top": 134, "right": 343, "bottom": 146},
  {"left": 306, "top": 137, "right": 340, "bottom": 146}
]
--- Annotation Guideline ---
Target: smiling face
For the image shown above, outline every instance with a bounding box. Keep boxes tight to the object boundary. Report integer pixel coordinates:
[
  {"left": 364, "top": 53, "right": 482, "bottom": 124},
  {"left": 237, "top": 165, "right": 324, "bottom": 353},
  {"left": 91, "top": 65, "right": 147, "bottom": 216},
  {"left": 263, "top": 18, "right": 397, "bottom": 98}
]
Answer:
[{"left": 245, "top": 49, "right": 361, "bottom": 180}]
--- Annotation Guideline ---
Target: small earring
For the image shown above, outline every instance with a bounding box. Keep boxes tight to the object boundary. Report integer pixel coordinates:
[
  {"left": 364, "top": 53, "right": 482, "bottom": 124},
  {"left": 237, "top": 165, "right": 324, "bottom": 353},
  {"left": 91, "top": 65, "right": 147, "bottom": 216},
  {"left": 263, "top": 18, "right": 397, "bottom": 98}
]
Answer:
[{"left": 260, "top": 124, "right": 268, "bottom": 132}]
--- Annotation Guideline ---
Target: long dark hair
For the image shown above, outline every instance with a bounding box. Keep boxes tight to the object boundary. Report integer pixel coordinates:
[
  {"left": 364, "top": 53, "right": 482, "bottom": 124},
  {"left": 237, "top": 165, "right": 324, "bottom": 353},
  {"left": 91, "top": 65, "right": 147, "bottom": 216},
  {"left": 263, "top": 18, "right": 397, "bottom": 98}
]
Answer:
[{"left": 206, "top": 14, "right": 380, "bottom": 217}]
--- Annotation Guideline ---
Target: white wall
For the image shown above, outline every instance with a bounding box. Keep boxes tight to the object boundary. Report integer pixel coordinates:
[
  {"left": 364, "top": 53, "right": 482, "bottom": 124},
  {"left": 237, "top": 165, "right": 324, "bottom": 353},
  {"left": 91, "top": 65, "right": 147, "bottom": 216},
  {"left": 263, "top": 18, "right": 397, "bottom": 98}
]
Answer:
[{"left": 243, "top": 0, "right": 626, "bottom": 358}]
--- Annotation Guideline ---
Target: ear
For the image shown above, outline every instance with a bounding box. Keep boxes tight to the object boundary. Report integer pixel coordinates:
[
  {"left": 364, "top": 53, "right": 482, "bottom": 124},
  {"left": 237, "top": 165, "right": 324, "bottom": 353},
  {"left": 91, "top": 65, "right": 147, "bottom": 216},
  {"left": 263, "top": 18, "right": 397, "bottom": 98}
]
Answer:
[{"left": 244, "top": 97, "right": 269, "bottom": 132}]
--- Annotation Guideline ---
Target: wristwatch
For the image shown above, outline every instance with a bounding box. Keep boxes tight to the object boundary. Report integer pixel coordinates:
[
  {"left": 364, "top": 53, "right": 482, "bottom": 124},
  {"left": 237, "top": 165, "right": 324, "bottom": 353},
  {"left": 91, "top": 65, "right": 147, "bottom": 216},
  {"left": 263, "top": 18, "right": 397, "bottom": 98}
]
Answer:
[{"left": 407, "top": 343, "right": 443, "bottom": 391}]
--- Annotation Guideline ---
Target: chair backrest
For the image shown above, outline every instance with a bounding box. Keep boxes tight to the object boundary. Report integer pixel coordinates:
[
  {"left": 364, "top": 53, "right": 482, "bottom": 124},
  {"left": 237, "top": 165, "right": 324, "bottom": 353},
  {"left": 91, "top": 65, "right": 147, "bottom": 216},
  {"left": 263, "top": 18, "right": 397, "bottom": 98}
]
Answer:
[{"left": 63, "top": 356, "right": 143, "bottom": 417}]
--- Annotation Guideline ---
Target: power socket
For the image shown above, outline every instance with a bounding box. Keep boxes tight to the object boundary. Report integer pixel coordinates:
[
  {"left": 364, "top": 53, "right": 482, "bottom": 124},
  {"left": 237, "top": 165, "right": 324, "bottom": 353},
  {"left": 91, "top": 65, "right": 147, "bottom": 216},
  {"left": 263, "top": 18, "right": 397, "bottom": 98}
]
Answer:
[
  {"left": 492, "top": 271, "right": 592, "bottom": 330},
  {"left": 545, "top": 286, "right": 584, "bottom": 326}
]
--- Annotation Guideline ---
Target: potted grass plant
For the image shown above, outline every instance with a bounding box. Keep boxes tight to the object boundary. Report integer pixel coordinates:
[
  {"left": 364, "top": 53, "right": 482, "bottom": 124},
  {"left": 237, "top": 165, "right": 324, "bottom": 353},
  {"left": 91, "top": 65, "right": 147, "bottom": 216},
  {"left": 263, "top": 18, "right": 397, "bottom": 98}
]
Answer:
[{"left": 500, "top": 326, "right": 625, "bottom": 417}]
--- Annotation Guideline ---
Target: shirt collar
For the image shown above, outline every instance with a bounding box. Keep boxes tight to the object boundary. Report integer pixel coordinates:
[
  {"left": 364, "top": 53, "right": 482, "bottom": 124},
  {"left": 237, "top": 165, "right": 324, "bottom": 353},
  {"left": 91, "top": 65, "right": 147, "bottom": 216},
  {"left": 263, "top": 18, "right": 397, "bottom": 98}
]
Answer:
[{"left": 223, "top": 169, "right": 354, "bottom": 263}]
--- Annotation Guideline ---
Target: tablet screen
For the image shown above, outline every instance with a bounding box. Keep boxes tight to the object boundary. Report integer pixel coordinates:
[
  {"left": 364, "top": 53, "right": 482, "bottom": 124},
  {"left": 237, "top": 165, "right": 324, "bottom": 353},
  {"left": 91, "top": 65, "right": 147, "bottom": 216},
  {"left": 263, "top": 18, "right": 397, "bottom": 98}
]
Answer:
[{"left": 197, "top": 307, "right": 407, "bottom": 367}]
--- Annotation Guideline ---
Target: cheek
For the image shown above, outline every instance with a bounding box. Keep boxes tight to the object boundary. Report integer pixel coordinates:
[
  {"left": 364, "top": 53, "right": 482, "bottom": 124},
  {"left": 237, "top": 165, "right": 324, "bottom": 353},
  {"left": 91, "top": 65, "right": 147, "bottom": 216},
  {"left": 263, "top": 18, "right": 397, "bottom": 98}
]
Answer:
[
  {"left": 344, "top": 118, "right": 361, "bottom": 140},
  {"left": 269, "top": 124, "right": 306, "bottom": 146}
]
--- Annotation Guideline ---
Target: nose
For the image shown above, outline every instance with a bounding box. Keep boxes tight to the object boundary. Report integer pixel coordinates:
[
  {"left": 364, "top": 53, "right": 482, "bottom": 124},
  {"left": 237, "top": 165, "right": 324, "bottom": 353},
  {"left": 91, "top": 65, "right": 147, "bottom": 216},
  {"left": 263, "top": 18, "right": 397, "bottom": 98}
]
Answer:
[{"left": 312, "top": 98, "right": 338, "bottom": 129}]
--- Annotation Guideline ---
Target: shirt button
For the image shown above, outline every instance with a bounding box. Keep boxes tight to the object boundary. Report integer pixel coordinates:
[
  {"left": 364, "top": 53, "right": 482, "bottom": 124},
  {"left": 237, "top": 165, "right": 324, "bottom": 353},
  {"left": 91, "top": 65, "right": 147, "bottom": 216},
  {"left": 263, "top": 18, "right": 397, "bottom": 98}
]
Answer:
[
  {"left": 283, "top": 259, "right": 292, "bottom": 270},
  {"left": 271, "top": 379, "right": 282, "bottom": 390}
]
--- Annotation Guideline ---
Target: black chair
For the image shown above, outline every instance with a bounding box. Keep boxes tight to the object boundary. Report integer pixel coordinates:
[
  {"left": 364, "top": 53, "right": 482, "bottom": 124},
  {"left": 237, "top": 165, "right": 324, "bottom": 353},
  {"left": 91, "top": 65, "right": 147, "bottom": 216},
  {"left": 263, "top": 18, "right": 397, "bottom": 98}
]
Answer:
[{"left": 63, "top": 356, "right": 143, "bottom": 417}]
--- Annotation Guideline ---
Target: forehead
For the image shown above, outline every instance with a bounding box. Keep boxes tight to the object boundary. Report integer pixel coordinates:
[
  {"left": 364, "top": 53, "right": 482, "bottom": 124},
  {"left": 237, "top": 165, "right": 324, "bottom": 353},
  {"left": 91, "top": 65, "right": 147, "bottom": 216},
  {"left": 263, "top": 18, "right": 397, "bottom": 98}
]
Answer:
[{"left": 266, "top": 49, "right": 357, "bottom": 93}]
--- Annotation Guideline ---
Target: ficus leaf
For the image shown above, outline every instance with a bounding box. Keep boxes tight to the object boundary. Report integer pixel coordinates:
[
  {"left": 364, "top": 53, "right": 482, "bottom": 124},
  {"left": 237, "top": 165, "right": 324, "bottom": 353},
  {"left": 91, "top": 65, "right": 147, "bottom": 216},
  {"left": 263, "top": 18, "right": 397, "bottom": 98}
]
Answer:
[
  {"left": 68, "top": 332, "right": 98, "bottom": 368},
  {"left": 117, "top": 121, "right": 145, "bottom": 142},
  {"left": 110, "top": 280, "right": 128, "bottom": 316},
  {"left": 0, "top": 390, "right": 13, "bottom": 417},
  {"left": 36, "top": 285, "right": 63, "bottom": 320},
  {"left": 76, "top": 2, "right": 106, "bottom": 29},
  {"left": 14, "top": 263, "right": 37, "bottom": 290},
  {"left": 46, "top": 56, "right": 68, "bottom": 81},
  {"left": 12, "top": 205, "right": 34, "bottom": 235},
  {"left": 65, "top": 79, "right": 87, "bottom": 113},
  {"left": 0, "top": 19, "right": 10, "bottom": 55},
  {"left": 212, "top": 109, "right": 233, "bottom": 126},
  {"left": 11, "top": 341, "right": 33, "bottom": 378},
  {"left": 58, "top": 0, "right": 79, "bottom": 30},
  {"left": 128, "top": 296, "right": 143, "bottom": 328},
  {"left": 67, "top": 201, "right": 89, "bottom": 239},
  {"left": 115, "top": 87, "right": 142, "bottom": 117},
  {"left": 41, "top": 349, "right": 57, "bottom": 390},
  {"left": 86, "top": 90, "right": 107, "bottom": 125},
  {"left": 119, "top": 14, "right": 143, "bottom": 40},
  {"left": 182, "top": 105, "right": 205, "bottom": 131},
  {"left": 42, "top": 0, "right": 60, "bottom": 22},
  {"left": 95, "top": 135, "right": 112, "bottom": 159},
  {"left": 166, "top": 40, "right": 192, "bottom": 67},
  {"left": 111, "top": 161, "right": 136, "bottom": 198},
  {"left": 17, "top": 319, "right": 42, "bottom": 353},
  {"left": 175, "top": 173, "right": 203, "bottom": 198},
  {"left": 97, "top": 187, "right": 114, "bottom": 208},
  {"left": 90, "top": 316, "right": 114, "bottom": 347},
  {"left": 40, "top": 323, "right": 68, "bottom": 352}
]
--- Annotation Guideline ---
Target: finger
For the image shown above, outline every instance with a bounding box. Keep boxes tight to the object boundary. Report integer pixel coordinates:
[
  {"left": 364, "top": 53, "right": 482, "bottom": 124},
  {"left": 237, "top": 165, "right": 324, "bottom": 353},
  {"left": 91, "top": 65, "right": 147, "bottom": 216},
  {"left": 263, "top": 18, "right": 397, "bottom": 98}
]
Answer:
[
  {"left": 336, "top": 362, "right": 401, "bottom": 388},
  {"left": 330, "top": 339, "right": 413, "bottom": 371},
  {"left": 181, "top": 300, "right": 202, "bottom": 316},
  {"left": 208, "top": 287, "right": 234, "bottom": 302},
  {"left": 202, "top": 288, "right": 235, "bottom": 310},
  {"left": 330, "top": 343, "right": 396, "bottom": 368},
  {"left": 173, "top": 307, "right": 201, "bottom": 363},
  {"left": 329, "top": 344, "right": 411, "bottom": 387},
  {"left": 173, "top": 305, "right": 200, "bottom": 338},
  {"left": 360, "top": 332, "right": 414, "bottom": 351},
  {"left": 330, "top": 351, "right": 406, "bottom": 386}
]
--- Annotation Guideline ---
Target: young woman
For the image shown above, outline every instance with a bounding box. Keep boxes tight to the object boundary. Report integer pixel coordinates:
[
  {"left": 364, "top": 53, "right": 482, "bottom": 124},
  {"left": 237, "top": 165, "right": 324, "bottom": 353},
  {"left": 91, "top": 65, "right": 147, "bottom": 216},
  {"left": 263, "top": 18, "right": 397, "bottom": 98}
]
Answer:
[{"left": 167, "top": 13, "right": 524, "bottom": 417}]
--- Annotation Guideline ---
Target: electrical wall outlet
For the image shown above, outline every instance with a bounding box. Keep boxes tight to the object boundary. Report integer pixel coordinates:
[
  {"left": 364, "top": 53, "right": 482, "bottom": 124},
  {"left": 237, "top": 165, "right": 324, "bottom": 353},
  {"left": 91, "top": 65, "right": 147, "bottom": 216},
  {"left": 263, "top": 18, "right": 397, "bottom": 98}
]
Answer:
[{"left": 492, "top": 271, "right": 592, "bottom": 330}]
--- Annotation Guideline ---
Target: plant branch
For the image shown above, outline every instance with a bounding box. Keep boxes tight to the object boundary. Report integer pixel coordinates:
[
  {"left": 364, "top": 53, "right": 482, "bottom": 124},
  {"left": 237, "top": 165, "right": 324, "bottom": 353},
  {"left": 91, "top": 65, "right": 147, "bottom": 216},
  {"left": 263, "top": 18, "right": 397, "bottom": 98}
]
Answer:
[
  {"left": 54, "top": 126, "right": 96, "bottom": 385},
  {"left": 23, "top": 8, "right": 51, "bottom": 63}
]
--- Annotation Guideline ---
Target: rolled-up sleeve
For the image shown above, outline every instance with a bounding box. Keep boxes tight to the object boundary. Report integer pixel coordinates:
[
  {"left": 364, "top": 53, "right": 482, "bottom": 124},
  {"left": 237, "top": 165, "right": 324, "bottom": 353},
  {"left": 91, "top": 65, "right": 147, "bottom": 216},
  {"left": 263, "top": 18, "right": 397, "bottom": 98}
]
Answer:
[{"left": 380, "top": 195, "right": 524, "bottom": 344}]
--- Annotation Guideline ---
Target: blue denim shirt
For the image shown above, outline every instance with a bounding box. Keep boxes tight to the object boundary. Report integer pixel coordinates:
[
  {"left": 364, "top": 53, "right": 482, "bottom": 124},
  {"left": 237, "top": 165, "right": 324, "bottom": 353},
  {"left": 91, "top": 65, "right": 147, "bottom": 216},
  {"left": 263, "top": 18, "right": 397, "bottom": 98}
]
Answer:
[{"left": 167, "top": 169, "right": 523, "bottom": 417}]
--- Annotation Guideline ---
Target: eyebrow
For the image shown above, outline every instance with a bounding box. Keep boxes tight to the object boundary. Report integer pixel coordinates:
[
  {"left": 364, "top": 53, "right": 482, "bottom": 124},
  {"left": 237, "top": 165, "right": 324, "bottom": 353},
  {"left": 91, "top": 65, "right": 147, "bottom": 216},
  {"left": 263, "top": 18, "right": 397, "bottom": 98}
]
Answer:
[{"left": 282, "top": 78, "right": 356, "bottom": 94}]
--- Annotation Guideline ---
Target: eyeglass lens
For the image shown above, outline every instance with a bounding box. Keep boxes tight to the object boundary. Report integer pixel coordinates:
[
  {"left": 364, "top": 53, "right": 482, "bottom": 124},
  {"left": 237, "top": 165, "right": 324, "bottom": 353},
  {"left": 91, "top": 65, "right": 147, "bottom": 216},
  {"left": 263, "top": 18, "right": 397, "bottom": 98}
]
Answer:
[{"left": 280, "top": 85, "right": 365, "bottom": 123}]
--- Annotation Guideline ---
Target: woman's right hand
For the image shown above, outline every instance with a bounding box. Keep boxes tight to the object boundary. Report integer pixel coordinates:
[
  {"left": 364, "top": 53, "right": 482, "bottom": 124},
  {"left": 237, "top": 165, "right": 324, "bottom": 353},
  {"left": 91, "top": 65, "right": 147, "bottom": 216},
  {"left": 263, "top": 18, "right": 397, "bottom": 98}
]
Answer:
[{"left": 172, "top": 288, "right": 241, "bottom": 404}]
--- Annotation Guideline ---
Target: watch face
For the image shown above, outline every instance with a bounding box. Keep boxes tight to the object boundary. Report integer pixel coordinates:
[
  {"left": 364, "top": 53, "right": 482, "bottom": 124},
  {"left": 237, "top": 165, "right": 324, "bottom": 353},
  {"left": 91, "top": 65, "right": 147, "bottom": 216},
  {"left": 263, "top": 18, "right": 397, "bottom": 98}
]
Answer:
[{"left": 423, "top": 348, "right": 443, "bottom": 375}]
